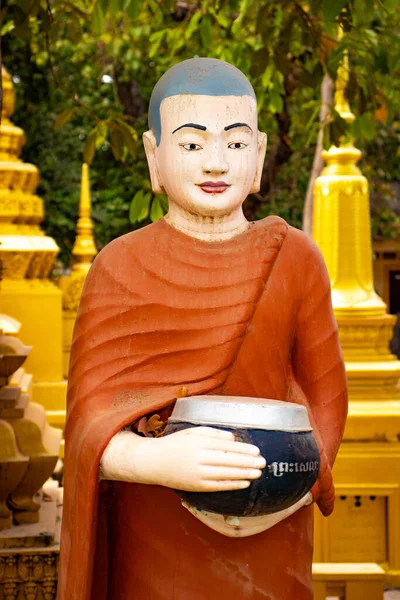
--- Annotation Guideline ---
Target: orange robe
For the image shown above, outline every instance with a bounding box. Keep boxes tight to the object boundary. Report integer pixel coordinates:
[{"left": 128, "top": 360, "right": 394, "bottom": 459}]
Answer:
[{"left": 58, "top": 216, "right": 347, "bottom": 600}]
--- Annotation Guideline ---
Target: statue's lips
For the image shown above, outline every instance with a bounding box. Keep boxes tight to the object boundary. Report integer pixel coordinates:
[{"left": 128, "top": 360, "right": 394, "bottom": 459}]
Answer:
[{"left": 197, "top": 182, "right": 231, "bottom": 194}]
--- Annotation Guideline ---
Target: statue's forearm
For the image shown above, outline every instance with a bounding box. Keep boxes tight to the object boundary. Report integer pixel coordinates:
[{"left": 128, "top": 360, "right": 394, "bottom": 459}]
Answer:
[
  {"left": 99, "top": 426, "right": 264, "bottom": 491},
  {"left": 99, "top": 429, "right": 145, "bottom": 482}
]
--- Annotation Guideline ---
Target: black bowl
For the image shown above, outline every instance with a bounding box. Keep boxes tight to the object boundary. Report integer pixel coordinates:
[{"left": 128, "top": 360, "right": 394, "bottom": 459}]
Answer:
[{"left": 164, "top": 403, "right": 320, "bottom": 517}]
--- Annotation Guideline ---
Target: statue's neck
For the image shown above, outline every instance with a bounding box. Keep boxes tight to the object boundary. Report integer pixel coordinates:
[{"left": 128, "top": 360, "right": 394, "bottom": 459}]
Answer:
[{"left": 165, "top": 201, "right": 249, "bottom": 242}]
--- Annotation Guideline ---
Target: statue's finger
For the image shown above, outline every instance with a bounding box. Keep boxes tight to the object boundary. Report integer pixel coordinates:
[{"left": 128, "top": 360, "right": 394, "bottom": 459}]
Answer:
[
  {"left": 199, "top": 479, "right": 251, "bottom": 492},
  {"left": 201, "top": 438, "right": 261, "bottom": 456},
  {"left": 199, "top": 465, "right": 262, "bottom": 480},
  {"left": 188, "top": 426, "right": 234, "bottom": 440},
  {"left": 201, "top": 450, "right": 266, "bottom": 469}
]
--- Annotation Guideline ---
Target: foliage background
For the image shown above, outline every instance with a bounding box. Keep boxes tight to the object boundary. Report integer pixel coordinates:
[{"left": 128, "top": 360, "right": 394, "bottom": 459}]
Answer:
[{"left": 1, "top": 0, "right": 399, "bottom": 266}]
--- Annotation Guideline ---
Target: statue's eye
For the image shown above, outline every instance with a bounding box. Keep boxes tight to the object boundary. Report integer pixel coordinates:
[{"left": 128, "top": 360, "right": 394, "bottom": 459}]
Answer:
[
  {"left": 228, "top": 142, "right": 247, "bottom": 149},
  {"left": 180, "top": 143, "right": 202, "bottom": 151}
]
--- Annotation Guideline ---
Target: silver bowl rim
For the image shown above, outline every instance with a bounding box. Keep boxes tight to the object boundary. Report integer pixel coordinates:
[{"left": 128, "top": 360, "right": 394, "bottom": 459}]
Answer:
[{"left": 169, "top": 395, "right": 313, "bottom": 432}]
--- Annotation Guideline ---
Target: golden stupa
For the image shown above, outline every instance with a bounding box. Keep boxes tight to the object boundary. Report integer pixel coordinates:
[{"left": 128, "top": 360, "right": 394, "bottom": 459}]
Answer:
[
  {"left": 0, "top": 67, "right": 66, "bottom": 429},
  {"left": 312, "top": 50, "right": 400, "bottom": 587},
  {"left": 61, "top": 163, "right": 97, "bottom": 377}
]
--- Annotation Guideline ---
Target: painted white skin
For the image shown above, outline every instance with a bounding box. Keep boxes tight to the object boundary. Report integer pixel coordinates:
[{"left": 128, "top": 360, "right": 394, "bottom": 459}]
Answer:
[
  {"left": 100, "top": 428, "right": 265, "bottom": 492},
  {"left": 143, "top": 94, "right": 267, "bottom": 242},
  {"left": 183, "top": 493, "right": 312, "bottom": 538},
  {"left": 100, "top": 93, "right": 312, "bottom": 536}
]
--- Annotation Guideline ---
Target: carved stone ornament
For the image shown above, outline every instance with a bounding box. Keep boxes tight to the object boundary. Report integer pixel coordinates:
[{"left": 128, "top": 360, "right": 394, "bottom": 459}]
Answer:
[{"left": 0, "top": 553, "right": 58, "bottom": 600}]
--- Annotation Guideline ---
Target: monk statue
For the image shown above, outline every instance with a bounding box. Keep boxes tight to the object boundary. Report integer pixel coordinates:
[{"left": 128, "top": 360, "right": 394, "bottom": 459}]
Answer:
[{"left": 58, "top": 58, "right": 347, "bottom": 600}]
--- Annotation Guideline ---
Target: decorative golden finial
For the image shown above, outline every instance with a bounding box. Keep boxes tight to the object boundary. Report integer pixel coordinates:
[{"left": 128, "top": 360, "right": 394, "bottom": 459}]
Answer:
[
  {"left": 62, "top": 164, "right": 97, "bottom": 312},
  {"left": 333, "top": 29, "right": 355, "bottom": 124},
  {"left": 71, "top": 163, "right": 97, "bottom": 263}
]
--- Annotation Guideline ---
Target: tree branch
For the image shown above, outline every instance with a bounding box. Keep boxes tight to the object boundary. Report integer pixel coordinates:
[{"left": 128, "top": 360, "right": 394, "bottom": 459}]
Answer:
[{"left": 302, "top": 73, "right": 334, "bottom": 235}]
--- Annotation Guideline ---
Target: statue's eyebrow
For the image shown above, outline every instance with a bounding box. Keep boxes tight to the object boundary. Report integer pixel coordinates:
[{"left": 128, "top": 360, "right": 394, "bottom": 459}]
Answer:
[
  {"left": 224, "top": 122, "right": 253, "bottom": 132},
  {"left": 172, "top": 123, "right": 207, "bottom": 134}
]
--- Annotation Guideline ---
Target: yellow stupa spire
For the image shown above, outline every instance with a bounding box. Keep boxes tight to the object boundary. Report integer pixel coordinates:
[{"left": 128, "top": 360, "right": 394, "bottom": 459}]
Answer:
[
  {"left": 62, "top": 164, "right": 97, "bottom": 377},
  {"left": 63, "top": 163, "right": 97, "bottom": 311},
  {"left": 333, "top": 46, "right": 355, "bottom": 125},
  {"left": 312, "top": 38, "right": 400, "bottom": 414},
  {"left": 71, "top": 163, "right": 97, "bottom": 264},
  {"left": 313, "top": 49, "right": 387, "bottom": 320}
]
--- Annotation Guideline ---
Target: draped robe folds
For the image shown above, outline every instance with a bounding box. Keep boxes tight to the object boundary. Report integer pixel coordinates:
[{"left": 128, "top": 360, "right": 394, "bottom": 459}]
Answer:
[{"left": 58, "top": 216, "right": 348, "bottom": 600}]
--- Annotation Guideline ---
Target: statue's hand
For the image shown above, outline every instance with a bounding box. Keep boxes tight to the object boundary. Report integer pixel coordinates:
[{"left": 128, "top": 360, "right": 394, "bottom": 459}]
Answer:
[
  {"left": 182, "top": 492, "right": 313, "bottom": 537},
  {"left": 100, "top": 427, "right": 265, "bottom": 492},
  {"left": 134, "top": 427, "right": 265, "bottom": 491}
]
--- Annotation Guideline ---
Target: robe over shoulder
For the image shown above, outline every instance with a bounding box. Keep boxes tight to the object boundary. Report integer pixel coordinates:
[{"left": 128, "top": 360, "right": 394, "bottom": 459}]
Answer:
[{"left": 58, "top": 217, "right": 347, "bottom": 600}]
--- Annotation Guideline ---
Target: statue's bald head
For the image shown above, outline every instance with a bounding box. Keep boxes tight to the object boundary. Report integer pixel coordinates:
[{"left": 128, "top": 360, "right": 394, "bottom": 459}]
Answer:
[{"left": 148, "top": 57, "right": 256, "bottom": 145}]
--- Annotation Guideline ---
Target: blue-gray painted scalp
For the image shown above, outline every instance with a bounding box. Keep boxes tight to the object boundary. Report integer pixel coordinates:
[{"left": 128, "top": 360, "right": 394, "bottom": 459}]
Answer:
[{"left": 148, "top": 57, "right": 256, "bottom": 145}]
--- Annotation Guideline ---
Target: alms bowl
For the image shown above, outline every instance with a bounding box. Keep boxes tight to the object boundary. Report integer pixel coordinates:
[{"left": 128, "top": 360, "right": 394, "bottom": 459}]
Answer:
[{"left": 164, "top": 395, "right": 320, "bottom": 517}]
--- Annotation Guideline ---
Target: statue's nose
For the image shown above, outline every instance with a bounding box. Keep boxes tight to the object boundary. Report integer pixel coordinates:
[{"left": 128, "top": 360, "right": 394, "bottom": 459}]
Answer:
[{"left": 203, "top": 145, "right": 229, "bottom": 175}]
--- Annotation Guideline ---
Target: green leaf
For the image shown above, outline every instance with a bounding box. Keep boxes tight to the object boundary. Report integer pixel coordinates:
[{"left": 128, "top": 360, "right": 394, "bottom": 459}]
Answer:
[
  {"left": 149, "top": 30, "right": 165, "bottom": 58},
  {"left": 119, "top": 123, "right": 137, "bottom": 158},
  {"left": 322, "top": 123, "right": 331, "bottom": 150},
  {"left": 269, "top": 88, "right": 283, "bottom": 114},
  {"left": 92, "top": 2, "right": 105, "bottom": 35},
  {"left": 126, "top": 0, "right": 141, "bottom": 19},
  {"left": 200, "top": 16, "right": 212, "bottom": 48},
  {"left": 67, "top": 13, "right": 82, "bottom": 43},
  {"left": 261, "top": 65, "right": 273, "bottom": 88},
  {"left": 358, "top": 113, "right": 375, "bottom": 141},
  {"left": 129, "top": 189, "right": 143, "bottom": 223},
  {"left": 211, "top": 9, "right": 229, "bottom": 28},
  {"left": 54, "top": 108, "right": 75, "bottom": 131},
  {"left": 155, "top": 194, "right": 168, "bottom": 212},
  {"left": 83, "top": 129, "right": 97, "bottom": 164},
  {"left": 384, "top": 0, "right": 398, "bottom": 13},
  {"left": 96, "top": 121, "right": 108, "bottom": 145},
  {"left": 332, "top": 108, "right": 348, "bottom": 135},
  {"left": 297, "top": 64, "right": 323, "bottom": 88},
  {"left": 185, "top": 11, "right": 202, "bottom": 40},
  {"left": 110, "top": 128, "right": 124, "bottom": 161},
  {"left": 137, "top": 193, "right": 151, "bottom": 222},
  {"left": 110, "top": 0, "right": 122, "bottom": 11},
  {"left": 353, "top": 0, "right": 373, "bottom": 24},
  {"left": 14, "top": 22, "right": 32, "bottom": 42},
  {"left": 256, "top": 3, "right": 272, "bottom": 36},
  {"left": 250, "top": 48, "right": 269, "bottom": 78},
  {"left": 273, "top": 51, "right": 292, "bottom": 77},
  {"left": 129, "top": 190, "right": 151, "bottom": 224},
  {"left": 48, "top": 18, "right": 62, "bottom": 44},
  {"left": 231, "top": 14, "right": 244, "bottom": 36},
  {"left": 305, "top": 104, "right": 320, "bottom": 132},
  {"left": 322, "top": 0, "right": 348, "bottom": 22},
  {"left": 150, "top": 195, "right": 165, "bottom": 222},
  {"left": 1, "top": 21, "right": 15, "bottom": 35},
  {"left": 22, "top": 0, "right": 40, "bottom": 17},
  {"left": 278, "top": 14, "right": 294, "bottom": 54}
]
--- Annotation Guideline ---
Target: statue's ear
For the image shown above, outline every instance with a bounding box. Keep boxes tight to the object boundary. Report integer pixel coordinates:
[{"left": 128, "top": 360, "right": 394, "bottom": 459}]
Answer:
[
  {"left": 143, "top": 130, "right": 165, "bottom": 194},
  {"left": 250, "top": 131, "right": 267, "bottom": 194}
]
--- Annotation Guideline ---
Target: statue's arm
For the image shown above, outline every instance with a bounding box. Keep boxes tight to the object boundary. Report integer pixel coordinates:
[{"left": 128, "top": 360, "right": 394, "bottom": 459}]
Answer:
[
  {"left": 291, "top": 236, "right": 348, "bottom": 515},
  {"left": 99, "top": 427, "right": 266, "bottom": 491},
  {"left": 100, "top": 429, "right": 311, "bottom": 537}
]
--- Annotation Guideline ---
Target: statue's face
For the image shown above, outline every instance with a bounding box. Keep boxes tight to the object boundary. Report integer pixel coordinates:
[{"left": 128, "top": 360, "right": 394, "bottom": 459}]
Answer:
[{"left": 144, "top": 94, "right": 266, "bottom": 218}]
